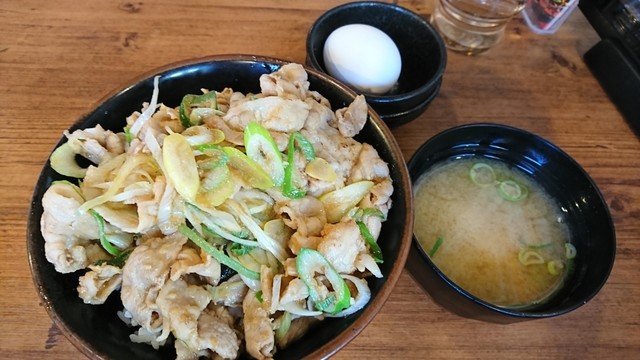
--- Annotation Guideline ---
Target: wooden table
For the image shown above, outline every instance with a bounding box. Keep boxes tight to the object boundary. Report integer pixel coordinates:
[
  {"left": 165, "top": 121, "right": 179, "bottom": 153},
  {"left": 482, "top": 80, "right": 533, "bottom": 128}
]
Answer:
[{"left": 1, "top": 0, "right": 638, "bottom": 358}]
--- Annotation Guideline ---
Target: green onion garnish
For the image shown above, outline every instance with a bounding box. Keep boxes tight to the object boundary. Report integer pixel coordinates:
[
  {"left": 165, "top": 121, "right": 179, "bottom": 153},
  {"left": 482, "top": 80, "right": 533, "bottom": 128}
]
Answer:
[
  {"left": 497, "top": 180, "right": 528, "bottom": 202},
  {"left": 179, "top": 224, "right": 260, "bottom": 280},
  {"left": 565, "top": 243, "right": 577, "bottom": 259},
  {"left": 469, "top": 162, "right": 496, "bottom": 187},
  {"left": 428, "top": 236, "right": 444, "bottom": 257},
  {"left": 356, "top": 220, "right": 383, "bottom": 263},
  {"left": 89, "top": 209, "right": 121, "bottom": 256}
]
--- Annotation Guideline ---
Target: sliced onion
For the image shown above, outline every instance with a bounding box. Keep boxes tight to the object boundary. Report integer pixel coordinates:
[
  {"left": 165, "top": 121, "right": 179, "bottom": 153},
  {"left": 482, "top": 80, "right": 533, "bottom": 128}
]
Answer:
[
  {"left": 143, "top": 128, "right": 165, "bottom": 174},
  {"left": 130, "top": 75, "right": 160, "bottom": 137},
  {"left": 240, "top": 273, "right": 261, "bottom": 292},
  {"left": 226, "top": 200, "right": 289, "bottom": 262},
  {"left": 270, "top": 274, "right": 283, "bottom": 314}
]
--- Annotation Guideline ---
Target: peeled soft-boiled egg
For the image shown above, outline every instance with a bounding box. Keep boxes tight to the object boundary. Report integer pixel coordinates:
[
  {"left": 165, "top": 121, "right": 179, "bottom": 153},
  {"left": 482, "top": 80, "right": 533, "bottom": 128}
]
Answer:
[{"left": 323, "top": 24, "right": 401, "bottom": 95}]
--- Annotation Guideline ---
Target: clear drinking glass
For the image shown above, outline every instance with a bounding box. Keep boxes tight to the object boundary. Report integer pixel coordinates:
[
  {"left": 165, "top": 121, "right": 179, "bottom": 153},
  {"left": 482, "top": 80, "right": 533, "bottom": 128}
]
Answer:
[{"left": 431, "top": 0, "right": 526, "bottom": 55}]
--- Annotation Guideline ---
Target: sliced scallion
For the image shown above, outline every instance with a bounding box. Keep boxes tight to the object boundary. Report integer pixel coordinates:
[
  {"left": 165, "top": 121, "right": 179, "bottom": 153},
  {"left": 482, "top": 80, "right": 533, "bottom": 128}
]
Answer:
[
  {"left": 498, "top": 180, "right": 528, "bottom": 202},
  {"left": 356, "top": 221, "right": 383, "bottom": 263},
  {"left": 527, "top": 242, "right": 552, "bottom": 249},
  {"left": 89, "top": 209, "right": 122, "bottom": 256},
  {"left": 275, "top": 311, "right": 292, "bottom": 343},
  {"left": 179, "top": 91, "right": 218, "bottom": 128},
  {"left": 283, "top": 132, "right": 316, "bottom": 199},
  {"left": 547, "top": 260, "right": 565, "bottom": 276},
  {"left": 428, "top": 236, "right": 444, "bottom": 257},
  {"left": 565, "top": 243, "right": 577, "bottom": 259},
  {"left": 229, "top": 242, "right": 256, "bottom": 256},
  {"left": 244, "top": 122, "right": 285, "bottom": 186},
  {"left": 178, "top": 224, "right": 260, "bottom": 280},
  {"left": 123, "top": 126, "right": 132, "bottom": 145},
  {"left": 469, "top": 162, "right": 497, "bottom": 187},
  {"left": 354, "top": 207, "right": 385, "bottom": 221},
  {"left": 296, "top": 248, "right": 351, "bottom": 315},
  {"left": 95, "top": 248, "right": 132, "bottom": 268},
  {"left": 518, "top": 248, "right": 545, "bottom": 266}
]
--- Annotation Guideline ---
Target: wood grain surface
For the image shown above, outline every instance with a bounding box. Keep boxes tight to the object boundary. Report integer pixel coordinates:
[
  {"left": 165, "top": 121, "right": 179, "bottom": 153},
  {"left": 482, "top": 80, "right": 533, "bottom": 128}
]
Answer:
[{"left": 1, "top": 0, "right": 638, "bottom": 359}]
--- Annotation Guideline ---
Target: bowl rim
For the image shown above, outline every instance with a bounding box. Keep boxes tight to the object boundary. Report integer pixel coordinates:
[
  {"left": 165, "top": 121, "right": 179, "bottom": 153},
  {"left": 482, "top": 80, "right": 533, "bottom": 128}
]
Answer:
[
  {"left": 380, "top": 81, "right": 441, "bottom": 123},
  {"left": 306, "top": 1, "right": 447, "bottom": 103},
  {"left": 27, "top": 54, "right": 414, "bottom": 359},
  {"left": 406, "top": 122, "right": 616, "bottom": 319}
]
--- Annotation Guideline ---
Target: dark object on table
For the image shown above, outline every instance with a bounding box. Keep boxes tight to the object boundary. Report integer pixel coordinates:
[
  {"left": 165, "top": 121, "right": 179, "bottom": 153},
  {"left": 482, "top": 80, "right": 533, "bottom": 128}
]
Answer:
[{"left": 581, "top": 0, "right": 640, "bottom": 136}]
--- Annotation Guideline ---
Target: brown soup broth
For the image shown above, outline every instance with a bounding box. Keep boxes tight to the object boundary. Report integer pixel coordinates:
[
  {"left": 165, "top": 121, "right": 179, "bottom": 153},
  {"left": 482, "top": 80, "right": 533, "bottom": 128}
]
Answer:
[{"left": 413, "top": 158, "right": 573, "bottom": 309}]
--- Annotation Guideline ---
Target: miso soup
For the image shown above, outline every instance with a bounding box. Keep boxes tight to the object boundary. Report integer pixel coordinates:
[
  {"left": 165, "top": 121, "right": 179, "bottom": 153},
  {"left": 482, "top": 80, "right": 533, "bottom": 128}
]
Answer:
[{"left": 413, "top": 158, "right": 576, "bottom": 309}]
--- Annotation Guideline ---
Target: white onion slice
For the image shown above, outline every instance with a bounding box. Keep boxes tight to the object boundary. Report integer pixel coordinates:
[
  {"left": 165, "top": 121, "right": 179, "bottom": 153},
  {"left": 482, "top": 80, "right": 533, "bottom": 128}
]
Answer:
[{"left": 130, "top": 75, "right": 160, "bottom": 137}]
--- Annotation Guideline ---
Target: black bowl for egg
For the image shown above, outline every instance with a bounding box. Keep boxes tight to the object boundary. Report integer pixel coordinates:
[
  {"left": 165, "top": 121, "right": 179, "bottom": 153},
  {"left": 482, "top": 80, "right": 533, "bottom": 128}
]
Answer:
[
  {"left": 405, "top": 123, "right": 616, "bottom": 323},
  {"left": 306, "top": 1, "right": 447, "bottom": 128},
  {"left": 27, "top": 55, "right": 414, "bottom": 359}
]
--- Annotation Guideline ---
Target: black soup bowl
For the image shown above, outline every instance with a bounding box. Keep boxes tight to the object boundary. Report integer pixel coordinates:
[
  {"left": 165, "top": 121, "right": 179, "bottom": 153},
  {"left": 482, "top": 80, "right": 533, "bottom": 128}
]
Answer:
[
  {"left": 406, "top": 123, "right": 615, "bottom": 323},
  {"left": 27, "top": 55, "right": 413, "bottom": 359}
]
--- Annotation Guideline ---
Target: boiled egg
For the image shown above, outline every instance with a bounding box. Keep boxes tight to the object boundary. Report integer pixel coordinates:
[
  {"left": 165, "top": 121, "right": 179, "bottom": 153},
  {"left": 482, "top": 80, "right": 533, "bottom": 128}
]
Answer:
[{"left": 323, "top": 24, "right": 401, "bottom": 95}]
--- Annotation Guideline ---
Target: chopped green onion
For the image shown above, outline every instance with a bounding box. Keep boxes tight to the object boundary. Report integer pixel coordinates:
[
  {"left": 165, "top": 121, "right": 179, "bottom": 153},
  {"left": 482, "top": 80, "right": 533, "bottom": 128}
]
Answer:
[
  {"left": 255, "top": 290, "right": 264, "bottom": 303},
  {"left": 518, "top": 249, "right": 545, "bottom": 266},
  {"left": 498, "top": 180, "right": 528, "bottom": 202},
  {"left": 88, "top": 209, "right": 122, "bottom": 256},
  {"left": 547, "top": 260, "right": 564, "bottom": 276},
  {"left": 315, "top": 294, "right": 337, "bottom": 311},
  {"left": 356, "top": 221, "right": 383, "bottom": 263},
  {"left": 565, "top": 243, "right": 577, "bottom": 259},
  {"left": 178, "top": 224, "right": 260, "bottom": 280},
  {"left": 275, "top": 311, "right": 292, "bottom": 343},
  {"left": 283, "top": 132, "right": 316, "bottom": 199},
  {"left": 428, "top": 236, "right": 444, "bottom": 257},
  {"left": 244, "top": 122, "right": 285, "bottom": 186},
  {"left": 196, "top": 144, "right": 229, "bottom": 169},
  {"left": 354, "top": 207, "right": 385, "bottom": 221},
  {"left": 123, "top": 126, "right": 132, "bottom": 144},
  {"left": 229, "top": 242, "right": 256, "bottom": 256},
  {"left": 296, "top": 248, "right": 351, "bottom": 315},
  {"left": 469, "top": 162, "right": 496, "bottom": 187},
  {"left": 291, "top": 132, "right": 316, "bottom": 161},
  {"left": 95, "top": 248, "right": 133, "bottom": 268},
  {"left": 179, "top": 91, "right": 218, "bottom": 128},
  {"left": 527, "top": 242, "right": 552, "bottom": 249}
]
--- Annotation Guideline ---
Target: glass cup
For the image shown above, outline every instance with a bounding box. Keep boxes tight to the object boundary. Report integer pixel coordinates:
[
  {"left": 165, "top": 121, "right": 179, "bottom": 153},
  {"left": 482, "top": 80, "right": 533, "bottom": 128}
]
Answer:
[{"left": 431, "top": 0, "right": 525, "bottom": 55}]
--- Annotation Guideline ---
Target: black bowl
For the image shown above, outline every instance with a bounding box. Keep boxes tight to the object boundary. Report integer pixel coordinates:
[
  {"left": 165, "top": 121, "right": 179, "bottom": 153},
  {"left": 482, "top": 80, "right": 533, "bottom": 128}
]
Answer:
[
  {"left": 306, "top": 1, "right": 447, "bottom": 128},
  {"left": 27, "top": 55, "right": 413, "bottom": 359},
  {"left": 405, "top": 123, "right": 616, "bottom": 323}
]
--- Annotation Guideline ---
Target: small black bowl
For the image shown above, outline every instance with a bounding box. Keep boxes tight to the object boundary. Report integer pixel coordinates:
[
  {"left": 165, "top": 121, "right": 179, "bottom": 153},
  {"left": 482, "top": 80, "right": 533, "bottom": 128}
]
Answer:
[
  {"left": 306, "top": 1, "right": 447, "bottom": 128},
  {"left": 27, "top": 55, "right": 413, "bottom": 359},
  {"left": 405, "top": 123, "right": 616, "bottom": 323}
]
